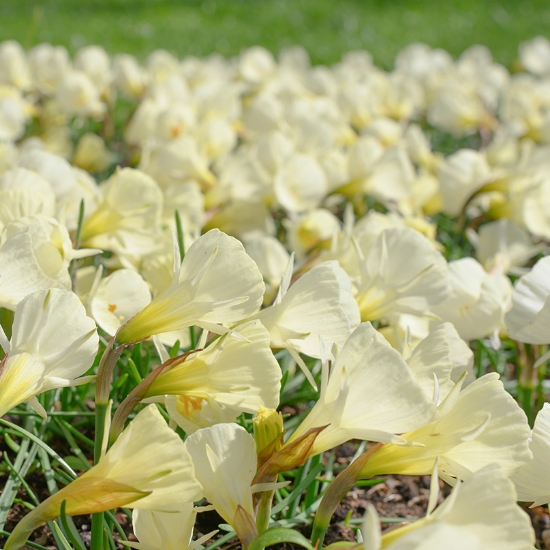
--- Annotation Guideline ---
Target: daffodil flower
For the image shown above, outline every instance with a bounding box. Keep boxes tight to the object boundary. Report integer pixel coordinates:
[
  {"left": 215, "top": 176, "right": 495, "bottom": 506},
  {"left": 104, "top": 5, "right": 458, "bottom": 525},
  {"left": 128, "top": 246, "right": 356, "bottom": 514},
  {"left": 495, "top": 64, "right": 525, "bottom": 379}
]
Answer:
[
  {"left": 0, "top": 288, "right": 98, "bottom": 418},
  {"left": 117, "top": 229, "right": 265, "bottom": 343},
  {"left": 5, "top": 405, "right": 203, "bottom": 550},
  {"left": 363, "top": 463, "right": 534, "bottom": 550}
]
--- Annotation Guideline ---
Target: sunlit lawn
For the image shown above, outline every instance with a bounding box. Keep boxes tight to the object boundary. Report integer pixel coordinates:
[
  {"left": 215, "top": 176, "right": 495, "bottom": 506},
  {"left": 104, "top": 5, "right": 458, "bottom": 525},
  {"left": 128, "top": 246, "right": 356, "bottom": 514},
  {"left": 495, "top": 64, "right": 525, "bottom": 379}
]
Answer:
[{"left": 1, "top": 0, "right": 549, "bottom": 66}]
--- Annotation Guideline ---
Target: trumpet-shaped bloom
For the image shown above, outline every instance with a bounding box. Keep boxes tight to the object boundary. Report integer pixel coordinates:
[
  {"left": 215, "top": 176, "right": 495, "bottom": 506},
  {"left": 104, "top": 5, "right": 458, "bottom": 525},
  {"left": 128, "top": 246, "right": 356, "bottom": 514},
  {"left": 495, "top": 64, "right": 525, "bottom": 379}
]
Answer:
[
  {"left": 431, "top": 257, "right": 507, "bottom": 341},
  {"left": 147, "top": 320, "right": 281, "bottom": 433},
  {"left": 89, "top": 268, "right": 152, "bottom": 337},
  {"left": 353, "top": 228, "right": 450, "bottom": 323},
  {"left": 505, "top": 256, "right": 550, "bottom": 344},
  {"left": 0, "top": 288, "right": 98, "bottom": 418},
  {"left": 404, "top": 322, "right": 475, "bottom": 404},
  {"left": 512, "top": 403, "right": 550, "bottom": 506},
  {"left": 286, "top": 322, "right": 436, "bottom": 457},
  {"left": 363, "top": 464, "right": 535, "bottom": 550},
  {"left": 470, "top": 219, "right": 541, "bottom": 275},
  {"left": 125, "top": 505, "right": 217, "bottom": 550},
  {"left": 0, "top": 215, "right": 98, "bottom": 310},
  {"left": 117, "top": 229, "right": 265, "bottom": 343},
  {"left": 360, "top": 373, "right": 532, "bottom": 484},
  {"left": 254, "top": 259, "right": 360, "bottom": 385},
  {"left": 80, "top": 168, "right": 164, "bottom": 258},
  {"left": 5, "top": 405, "right": 203, "bottom": 550},
  {"left": 185, "top": 423, "right": 256, "bottom": 527}
]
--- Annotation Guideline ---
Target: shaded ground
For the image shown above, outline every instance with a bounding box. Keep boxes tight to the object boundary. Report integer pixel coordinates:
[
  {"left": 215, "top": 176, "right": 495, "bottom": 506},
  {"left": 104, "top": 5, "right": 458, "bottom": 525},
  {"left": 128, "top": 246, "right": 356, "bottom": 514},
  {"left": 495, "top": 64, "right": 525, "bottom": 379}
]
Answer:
[{"left": 3, "top": 440, "right": 549, "bottom": 549}]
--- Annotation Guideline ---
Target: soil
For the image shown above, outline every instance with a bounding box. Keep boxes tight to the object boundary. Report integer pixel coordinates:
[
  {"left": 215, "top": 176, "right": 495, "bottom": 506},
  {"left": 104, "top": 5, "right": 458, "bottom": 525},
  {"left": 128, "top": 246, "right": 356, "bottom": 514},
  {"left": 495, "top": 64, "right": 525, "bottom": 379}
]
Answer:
[{"left": 1, "top": 438, "right": 549, "bottom": 549}]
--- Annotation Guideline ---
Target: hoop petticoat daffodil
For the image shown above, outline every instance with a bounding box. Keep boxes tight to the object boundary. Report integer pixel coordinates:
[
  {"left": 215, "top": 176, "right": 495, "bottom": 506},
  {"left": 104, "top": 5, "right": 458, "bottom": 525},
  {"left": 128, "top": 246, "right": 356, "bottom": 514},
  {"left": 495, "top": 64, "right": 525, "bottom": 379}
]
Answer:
[
  {"left": 124, "top": 504, "right": 218, "bottom": 550},
  {"left": 185, "top": 423, "right": 287, "bottom": 547},
  {"left": 362, "top": 464, "right": 535, "bottom": 550},
  {"left": 513, "top": 403, "right": 550, "bottom": 507},
  {"left": 146, "top": 320, "right": 281, "bottom": 433},
  {"left": 80, "top": 167, "right": 164, "bottom": 258},
  {"left": 253, "top": 258, "right": 360, "bottom": 389},
  {"left": 0, "top": 215, "right": 100, "bottom": 310},
  {"left": 285, "top": 322, "right": 436, "bottom": 458},
  {"left": 360, "top": 373, "right": 532, "bottom": 485},
  {"left": 0, "top": 288, "right": 98, "bottom": 418},
  {"left": 117, "top": 229, "right": 265, "bottom": 343},
  {"left": 5, "top": 405, "right": 203, "bottom": 550}
]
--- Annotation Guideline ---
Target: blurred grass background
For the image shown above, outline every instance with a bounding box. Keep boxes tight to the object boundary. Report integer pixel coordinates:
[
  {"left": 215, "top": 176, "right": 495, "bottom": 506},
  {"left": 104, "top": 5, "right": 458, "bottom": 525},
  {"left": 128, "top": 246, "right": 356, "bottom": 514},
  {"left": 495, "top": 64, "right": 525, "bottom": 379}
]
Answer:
[{"left": 1, "top": 0, "right": 549, "bottom": 67}]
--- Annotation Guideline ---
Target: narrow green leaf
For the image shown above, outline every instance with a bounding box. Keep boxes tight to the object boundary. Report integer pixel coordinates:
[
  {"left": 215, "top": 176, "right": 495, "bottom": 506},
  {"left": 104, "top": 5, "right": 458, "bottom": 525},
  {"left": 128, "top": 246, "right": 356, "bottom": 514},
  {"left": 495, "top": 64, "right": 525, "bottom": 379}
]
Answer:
[
  {"left": 60, "top": 500, "right": 88, "bottom": 550},
  {"left": 248, "top": 527, "right": 313, "bottom": 550},
  {"left": 323, "top": 543, "right": 358, "bottom": 550},
  {"left": 49, "top": 519, "right": 74, "bottom": 550},
  {"left": 271, "top": 462, "right": 324, "bottom": 516},
  {"left": 0, "top": 529, "right": 51, "bottom": 549},
  {"left": 0, "top": 418, "right": 77, "bottom": 479}
]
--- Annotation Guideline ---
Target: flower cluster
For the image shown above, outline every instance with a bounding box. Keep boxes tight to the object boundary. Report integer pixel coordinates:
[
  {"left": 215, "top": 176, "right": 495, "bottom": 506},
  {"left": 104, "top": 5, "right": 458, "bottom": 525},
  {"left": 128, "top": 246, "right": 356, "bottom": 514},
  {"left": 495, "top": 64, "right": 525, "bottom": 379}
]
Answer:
[{"left": 2, "top": 36, "right": 550, "bottom": 549}]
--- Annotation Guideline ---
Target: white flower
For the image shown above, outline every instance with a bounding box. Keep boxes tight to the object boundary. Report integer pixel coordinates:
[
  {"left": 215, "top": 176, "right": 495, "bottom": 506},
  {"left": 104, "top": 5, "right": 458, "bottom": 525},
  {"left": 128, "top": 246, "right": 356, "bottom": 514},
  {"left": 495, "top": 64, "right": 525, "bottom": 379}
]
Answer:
[
  {"left": 148, "top": 320, "right": 281, "bottom": 433},
  {"left": 361, "top": 373, "right": 532, "bottom": 484},
  {"left": 185, "top": 423, "right": 256, "bottom": 526},
  {"left": 513, "top": 403, "right": 550, "bottom": 506},
  {"left": 364, "top": 464, "right": 535, "bottom": 550},
  {"left": 286, "top": 322, "right": 436, "bottom": 456},
  {"left": 505, "top": 255, "right": 550, "bottom": 344},
  {"left": 0, "top": 289, "right": 98, "bottom": 418},
  {"left": 117, "top": 229, "right": 265, "bottom": 343}
]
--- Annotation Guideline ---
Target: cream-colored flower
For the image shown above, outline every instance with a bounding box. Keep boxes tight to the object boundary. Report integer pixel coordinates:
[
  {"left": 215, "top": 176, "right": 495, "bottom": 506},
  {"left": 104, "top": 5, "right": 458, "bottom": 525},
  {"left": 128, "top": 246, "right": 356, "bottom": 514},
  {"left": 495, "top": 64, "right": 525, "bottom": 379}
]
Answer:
[
  {"left": 28, "top": 43, "right": 70, "bottom": 94},
  {"left": 5, "top": 405, "right": 203, "bottom": 550},
  {"left": 403, "top": 322, "right": 475, "bottom": 403},
  {"left": 0, "top": 288, "right": 98, "bottom": 418},
  {"left": 80, "top": 168, "right": 163, "bottom": 259},
  {"left": 125, "top": 505, "right": 217, "bottom": 550},
  {"left": 0, "top": 86, "right": 31, "bottom": 141},
  {"left": 17, "top": 148, "right": 77, "bottom": 198},
  {"left": 148, "top": 320, "right": 281, "bottom": 433},
  {"left": 243, "top": 234, "right": 290, "bottom": 305},
  {"left": 0, "top": 41, "right": 31, "bottom": 89},
  {"left": 0, "top": 166, "right": 56, "bottom": 231},
  {"left": 470, "top": 219, "right": 542, "bottom": 275},
  {"left": 73, "top": 132, "right": 114, "bottom": 173},
  {"left": 274, "top": 153, "right": 328, "bottom": 213},
  {"left": 112, "top": 53, "right": 148, "bottom": 98},
  {"left": 513, "top": 402, "right": 550, "bottom": 506},
  {"left": 184, "top": 423, "right": 261, "bottom": 545},
  {"left": 254, "top": 259, "right": 360, "bottom": 386},
  {"left": 286, "top": 322, "right": 436, "bottom": 457},
  {"left": 360, "top": 373, "right": 532, "bottom": 484},
  {"left": 89, "top": 268, "right": 152, "bottom": 337},
  {"left": 0, "top": 215, "right": 98, "bottom": 310},
  {"left": 438, "top": 149, "right": 491, "bottom": 216},
  {"left": 286, "top": 208, "right": 341, "bottom": 259},
  {"left": 519, "top": 36, "right": 550, "bottom": 76},
  {"left": 364, "top": 464, "right": 535, "bottom": 550},
  {"left": 431, "top": 257, "right": 507, "bottom": 342},
  {"left": 55, "top": 70, "right": 106, "bottom": 118},
  {"left": 505, "top": 255, "right": 550, "bottom": 344},
  {"left": 117, "top": 229, "right": 265, "bottom": 343},
  {"left": 353, "top": 228, "right": 450, "bottom": 323}
]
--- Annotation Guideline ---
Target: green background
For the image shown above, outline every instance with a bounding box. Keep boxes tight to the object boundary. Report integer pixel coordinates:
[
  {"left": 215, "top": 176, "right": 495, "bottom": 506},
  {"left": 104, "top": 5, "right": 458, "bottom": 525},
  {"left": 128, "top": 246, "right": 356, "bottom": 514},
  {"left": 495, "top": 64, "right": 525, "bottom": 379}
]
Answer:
[{"left": 1, "top": 0, "right": 549, "bottom": 67}]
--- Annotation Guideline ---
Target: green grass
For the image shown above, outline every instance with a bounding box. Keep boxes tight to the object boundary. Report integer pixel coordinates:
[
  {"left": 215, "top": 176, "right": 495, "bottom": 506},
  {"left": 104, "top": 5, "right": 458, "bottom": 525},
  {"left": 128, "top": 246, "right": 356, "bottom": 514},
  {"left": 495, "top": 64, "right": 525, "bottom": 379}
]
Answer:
[{"left": 1, "top": 0, "right": 549, "bottom": 67}]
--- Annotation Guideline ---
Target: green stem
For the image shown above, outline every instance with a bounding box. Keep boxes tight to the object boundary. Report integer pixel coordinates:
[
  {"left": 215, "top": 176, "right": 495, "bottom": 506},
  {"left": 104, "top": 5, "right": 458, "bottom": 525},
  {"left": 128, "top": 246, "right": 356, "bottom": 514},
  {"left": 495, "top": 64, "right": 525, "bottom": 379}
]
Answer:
[
  {"left": 311, "top": 444, "right": 382, "bottom": 548},
  {"left": 69, "top": 199, "right": 86, "bottom": 290},
  {"left": 90, "top": 402, "right": 109, "bottom": 550},
  {"left": 256, "top": 490, "right": 274, "bottom": 534},
  {"left": 175, "top": 210, "right": 185, "bottom": 260},
  {"left": 518, "top": 342, "right": 535, "bottom": 427}
]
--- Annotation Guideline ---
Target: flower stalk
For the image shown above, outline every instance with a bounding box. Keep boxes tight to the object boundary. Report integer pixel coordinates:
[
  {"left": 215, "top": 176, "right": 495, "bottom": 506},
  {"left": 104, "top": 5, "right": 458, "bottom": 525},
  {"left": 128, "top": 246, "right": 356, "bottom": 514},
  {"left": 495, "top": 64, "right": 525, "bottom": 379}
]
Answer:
[{"left": 310, "top": 443, "right": 383, "bottom": 548}]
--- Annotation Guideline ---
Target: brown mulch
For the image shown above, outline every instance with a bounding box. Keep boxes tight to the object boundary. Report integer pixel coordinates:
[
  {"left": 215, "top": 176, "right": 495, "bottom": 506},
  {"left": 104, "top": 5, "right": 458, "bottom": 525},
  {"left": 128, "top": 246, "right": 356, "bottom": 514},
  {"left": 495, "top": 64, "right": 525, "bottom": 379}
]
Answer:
[{"left": 1, "top": 438, "right": 550, "bottom": 549}]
